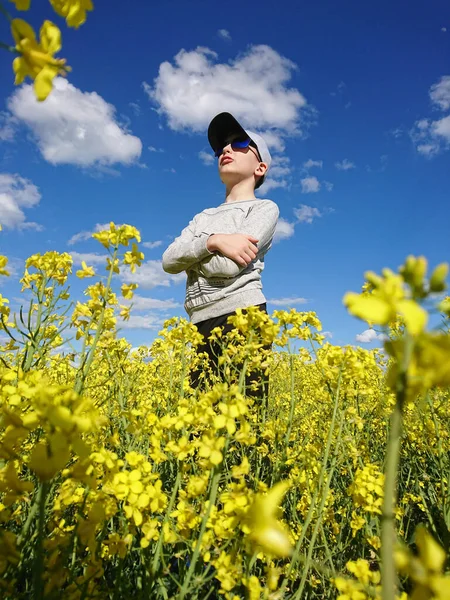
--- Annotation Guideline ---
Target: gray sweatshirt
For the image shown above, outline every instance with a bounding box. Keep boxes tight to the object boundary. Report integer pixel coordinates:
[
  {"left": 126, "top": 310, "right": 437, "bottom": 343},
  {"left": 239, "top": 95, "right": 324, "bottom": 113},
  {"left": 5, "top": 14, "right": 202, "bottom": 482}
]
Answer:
[{"left": 162, "top": 198, "right": 279, "bottom": 324}]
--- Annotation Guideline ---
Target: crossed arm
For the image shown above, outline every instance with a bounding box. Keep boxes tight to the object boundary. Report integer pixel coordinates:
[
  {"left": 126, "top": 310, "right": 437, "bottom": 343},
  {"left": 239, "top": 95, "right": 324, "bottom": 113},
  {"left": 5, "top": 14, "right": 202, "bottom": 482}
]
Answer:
[{"left": 161, "top": 201, "right": 279, "bottom": 278}]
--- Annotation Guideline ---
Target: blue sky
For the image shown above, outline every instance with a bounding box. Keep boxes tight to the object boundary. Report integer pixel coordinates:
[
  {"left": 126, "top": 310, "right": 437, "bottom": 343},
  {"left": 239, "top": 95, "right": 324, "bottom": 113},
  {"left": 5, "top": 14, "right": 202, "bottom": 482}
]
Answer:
[{"left": 0, "top": 0, "right": 449, "bottom": 350}]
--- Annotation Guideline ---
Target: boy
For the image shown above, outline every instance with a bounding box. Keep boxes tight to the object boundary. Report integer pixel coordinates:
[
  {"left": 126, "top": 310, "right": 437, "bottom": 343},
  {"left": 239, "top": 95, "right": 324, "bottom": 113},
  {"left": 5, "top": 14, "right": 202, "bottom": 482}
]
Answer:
[{"left": 162, "top": 112, "right": 279, "bottom": 399}]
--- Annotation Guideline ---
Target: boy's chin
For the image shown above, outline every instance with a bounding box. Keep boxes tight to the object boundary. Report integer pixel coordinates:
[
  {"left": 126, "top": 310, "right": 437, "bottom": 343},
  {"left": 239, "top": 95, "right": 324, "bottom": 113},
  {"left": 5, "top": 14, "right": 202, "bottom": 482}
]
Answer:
[{"left": 220, "top": 173, "right": 254, "bottom": 186}]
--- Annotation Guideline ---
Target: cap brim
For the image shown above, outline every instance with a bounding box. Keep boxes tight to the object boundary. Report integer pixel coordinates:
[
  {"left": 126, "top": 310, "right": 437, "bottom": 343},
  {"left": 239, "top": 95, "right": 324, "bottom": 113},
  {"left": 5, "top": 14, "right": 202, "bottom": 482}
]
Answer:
[{"left": 207, "top": 112, "right": 248, "bottom": 152}]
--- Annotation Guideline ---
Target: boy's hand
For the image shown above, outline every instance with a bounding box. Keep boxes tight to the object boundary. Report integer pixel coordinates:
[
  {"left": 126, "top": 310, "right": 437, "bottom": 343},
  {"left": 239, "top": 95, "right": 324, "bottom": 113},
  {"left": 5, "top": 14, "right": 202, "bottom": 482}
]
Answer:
[{"left": 207, "top": 234, "right": 259, "bottom": 267}]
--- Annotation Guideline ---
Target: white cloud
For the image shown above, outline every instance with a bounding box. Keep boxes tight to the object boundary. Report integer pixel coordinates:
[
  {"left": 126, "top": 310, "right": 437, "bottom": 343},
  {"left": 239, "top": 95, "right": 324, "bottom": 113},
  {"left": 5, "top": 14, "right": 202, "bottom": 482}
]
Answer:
[
  {"left": 390, "top": 127, "right": 403, "bottom": 139},
  {"left": 198, "top": 150, "right": 215, "bottom": 165},
  {"left": 330, "top": 81, "right": 346, "bottom": 97},
  {"left": 0, "top": 173, "right": 42, "bottom": 230},
  {"left": 69, "top": 251, "right": 107, "bottom": 266},
  {"left": 411, "top": 115, "right": 450, "bottom": 156},
  {"left": 294, "top": 204, "right": 322, "bottom": 223},
  {"left": 324, "top": 181, "right": 334, "bottom": 192},
  {"left": 120, "top": 259, "right": 185, "bottom": 289},
  {"left": 129, "top": 102, "right": 141, "bottom": 116},
  {"left": 259, "top": 155, "right": 292, "bottom": 193},
  {"left": 8, "top": 78, "right": 142, "bottom": 167},
  {"left": 148, "top": 146, "right": 164, "bottom": 153},
  {"left": 356, "top": 329, "right": 384, "bottom": 343},
  {"left": 267, "top": 296, "right": 308, "bottom": 306},
  {"left": 430, "top": 76, "right": 450, "bottom": 111},
  {"left": 218, "top": 29, "right": 231, "bottom": 40},
  {"left": 322, "top": 331, "right": 333, "bottom": 339},
  {"left": 68, "top": 223, "right": 112, "bottom": 246},
  {"left": 301, "top": 176, "right": 320, "bottom": 193},
  {"left": 119, "top": 314, "right": 166, "bottom": 330},
  {"left": 410, "top": 76, "right": 450, "bottom": 156},
  {"left": 142, "top": 240, "right": 163, "bottom": 249},
  {"left": 0, "top": 112, "right": 16, "bottom": 142},
  {"left": 303, "top": 159, "right": 322, "bottom": 169},
  {"left": 123, "top": 295, "right": 181, "bottom": 310},
  {"left": 442, "top": 27, "right": 447, "bottom": 32},
  {"left": 257, "top": 130, "right": 286, "bottom": 152},
  {"left": 273, "top": 217, "right": 295, "bottom": 242},
  {"left": 269, "top": 156, "right": 292, "bottom": 179},
  {"left": 144, "top": 45, "right": 310, "bottom": 138},
  {"left": 335, "top": 159, "right": 355, "bottom": 171},
  {"left": 261, "top": 178, "right": 288, "bottom": 193}
]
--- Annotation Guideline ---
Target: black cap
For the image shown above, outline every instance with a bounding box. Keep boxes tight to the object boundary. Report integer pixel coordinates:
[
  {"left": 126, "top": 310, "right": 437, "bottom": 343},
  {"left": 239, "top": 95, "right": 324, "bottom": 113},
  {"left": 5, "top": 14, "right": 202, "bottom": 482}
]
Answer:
[{"left": 207, "top": 112, "right": 249, "bottom": 152}]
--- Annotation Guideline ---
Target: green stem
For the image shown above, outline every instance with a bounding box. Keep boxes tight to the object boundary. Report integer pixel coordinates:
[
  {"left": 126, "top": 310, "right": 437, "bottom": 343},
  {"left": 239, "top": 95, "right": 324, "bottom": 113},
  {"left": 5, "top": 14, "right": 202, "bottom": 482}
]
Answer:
[
  {"left": 151, "top": 469, "right": 182, "bottom": 578},
  {"left": 17, "top": 492, "right": 39, "bottom": 548},
  {"left": 0, "top": 1, "right": 13, "bottom": 22},
  {"left": 380, "top": 334, "right": 413, "bottom": 600},
  {"left": 279, "top": 365, "right": 344, "bottom": 596},
  {"left": 33, "top": 481, "right": 49, "bottom": 600},
  {"left": 292, "top": 415, "right": 344, "bottom": 600},
  {"left": 0, "top": 41, "right": 18, "bottom": 52},
  {"left": 178, "top": 467, "right": 221, "bottom": 600},
  {"left": 284, "top": 351, "right": 296, "bottom": 450},
  {"left": 23, "top": 278, "right": 46, "bottom": 372},
  {"left": 74, "top": 248, "right": 118, "bottom": 395}
]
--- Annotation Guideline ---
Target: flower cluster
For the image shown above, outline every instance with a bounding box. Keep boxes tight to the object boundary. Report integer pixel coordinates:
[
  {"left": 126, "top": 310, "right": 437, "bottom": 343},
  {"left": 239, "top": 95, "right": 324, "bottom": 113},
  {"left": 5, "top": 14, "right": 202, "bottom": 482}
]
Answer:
[{"left": 0, "top": 244, "right": 448, "bottom": 599}]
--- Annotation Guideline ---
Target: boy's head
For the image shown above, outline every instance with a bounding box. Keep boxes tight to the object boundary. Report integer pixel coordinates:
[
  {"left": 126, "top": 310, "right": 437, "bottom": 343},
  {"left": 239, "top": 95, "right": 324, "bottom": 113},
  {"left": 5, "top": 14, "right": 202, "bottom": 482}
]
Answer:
[{"left": 207, "top": 113, "right": 271, "bottom": 190}]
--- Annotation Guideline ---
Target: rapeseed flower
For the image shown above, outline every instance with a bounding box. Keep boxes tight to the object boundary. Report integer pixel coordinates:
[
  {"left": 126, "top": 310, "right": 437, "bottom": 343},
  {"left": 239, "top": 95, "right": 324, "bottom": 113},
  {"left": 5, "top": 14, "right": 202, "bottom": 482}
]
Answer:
[
  {"left": 49, "top": 0, "right": 94, "bottom": 28},
  {"left": 11, "top": 19, "right": 70, "bottom": 101},
  {"left": 246, "top": 481, "right": 293, "bottom": 558}
]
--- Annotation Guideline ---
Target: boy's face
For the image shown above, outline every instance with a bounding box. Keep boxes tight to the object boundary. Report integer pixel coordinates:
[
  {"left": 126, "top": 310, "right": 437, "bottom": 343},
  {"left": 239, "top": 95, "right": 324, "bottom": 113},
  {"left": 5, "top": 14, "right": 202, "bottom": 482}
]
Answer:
[{"left": 217, "top": 137, "right": 268, "bottom": 188}]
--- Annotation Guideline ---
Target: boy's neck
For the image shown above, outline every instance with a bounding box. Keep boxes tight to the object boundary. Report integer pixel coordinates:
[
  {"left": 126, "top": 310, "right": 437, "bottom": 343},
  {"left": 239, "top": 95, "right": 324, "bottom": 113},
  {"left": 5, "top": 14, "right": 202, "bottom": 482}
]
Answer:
[{"left": 224, "top": 179, "right": 257, "bottom": 204}]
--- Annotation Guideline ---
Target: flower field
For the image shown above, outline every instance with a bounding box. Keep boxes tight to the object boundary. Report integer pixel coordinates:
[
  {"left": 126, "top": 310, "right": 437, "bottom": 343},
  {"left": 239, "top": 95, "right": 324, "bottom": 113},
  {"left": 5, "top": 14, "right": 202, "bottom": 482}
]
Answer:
[{"left": 1, "top": 224, "right": 450, "bottom": 599}]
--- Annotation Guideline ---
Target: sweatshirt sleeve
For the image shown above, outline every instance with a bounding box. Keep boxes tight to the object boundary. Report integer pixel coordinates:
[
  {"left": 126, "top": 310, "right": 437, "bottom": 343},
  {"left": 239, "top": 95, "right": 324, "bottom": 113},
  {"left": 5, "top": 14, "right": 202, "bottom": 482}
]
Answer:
[
  {"left": 161, "top": 216, "right": 216, "bottom": 274},
  {"left": 198, "top": 200, "right": 279, "bottom": 279}
]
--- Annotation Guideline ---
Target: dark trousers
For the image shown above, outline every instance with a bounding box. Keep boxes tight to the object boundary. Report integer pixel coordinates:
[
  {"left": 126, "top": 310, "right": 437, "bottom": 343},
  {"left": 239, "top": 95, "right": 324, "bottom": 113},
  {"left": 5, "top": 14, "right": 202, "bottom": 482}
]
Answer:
[{"left": 189, "top": 303, "right": 271, "bottom": 400}]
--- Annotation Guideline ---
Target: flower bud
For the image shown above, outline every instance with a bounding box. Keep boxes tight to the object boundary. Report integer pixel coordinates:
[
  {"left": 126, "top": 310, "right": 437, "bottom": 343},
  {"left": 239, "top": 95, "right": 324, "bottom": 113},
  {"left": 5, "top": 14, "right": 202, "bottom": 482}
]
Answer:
[{"left": 429, "top": 263, "right": 448, "bottom": 293}]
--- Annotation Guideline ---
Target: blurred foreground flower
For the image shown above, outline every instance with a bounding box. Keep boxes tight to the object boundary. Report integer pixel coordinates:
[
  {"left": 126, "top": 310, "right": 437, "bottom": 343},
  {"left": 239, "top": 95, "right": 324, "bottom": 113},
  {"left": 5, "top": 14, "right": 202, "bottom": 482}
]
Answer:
[
  {"left": 11, "top": 18, "right": 70, "bottom": 101},
  {"left": 395, "top": 526, "right": 450, "bottom": 600},
  {"left": 49, "top": 0, "right": 94, "bottom": 28},
  {"left": 344, "top": 269, "right": 427, "bottom": 336},
  {"left": 246, "top": 481, "right": 293, "bottom": 558},
  {"left": 9, "top": 0, "right": 30, "bottom": 10}
]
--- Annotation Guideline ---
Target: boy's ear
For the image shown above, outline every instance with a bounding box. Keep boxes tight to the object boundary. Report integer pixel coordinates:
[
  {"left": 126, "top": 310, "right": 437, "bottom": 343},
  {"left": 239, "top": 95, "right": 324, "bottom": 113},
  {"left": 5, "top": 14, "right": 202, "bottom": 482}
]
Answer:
[{"left": 255, "top": 162, "right": 268, "bottom": 177}]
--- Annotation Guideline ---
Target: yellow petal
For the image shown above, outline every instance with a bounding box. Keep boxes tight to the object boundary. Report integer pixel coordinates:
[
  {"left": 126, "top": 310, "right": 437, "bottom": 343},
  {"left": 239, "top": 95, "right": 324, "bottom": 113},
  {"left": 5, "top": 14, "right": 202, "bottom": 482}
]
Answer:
[
  {"left": 11, "top": 18, "right": 36, "bottom": 45},
  {"left": 33, "top": 65, "right": 58, "bottom": 101},
  {"left": 12, "top": 56, "right": 28, "bottom": 84},
  {"left": 258, "top": 481, "right": 291, "bottom": 521},
  {"left": 343, "top": 293, "right": 392, "bottom": 325},
  {"left": 39, "top": 20, "right": 61, "bottom": 55},
  {"left": 9, "top": 0, "right": 31, "bottom": 10},
  {"left": 397, "top": 300, "right": 428, "bottom": 336},
  {"left": 250, "top": 523, "right": 292, "bottom": 558},
  {"left": 415, "top": 526, "right": 446, "bottom": 572}
]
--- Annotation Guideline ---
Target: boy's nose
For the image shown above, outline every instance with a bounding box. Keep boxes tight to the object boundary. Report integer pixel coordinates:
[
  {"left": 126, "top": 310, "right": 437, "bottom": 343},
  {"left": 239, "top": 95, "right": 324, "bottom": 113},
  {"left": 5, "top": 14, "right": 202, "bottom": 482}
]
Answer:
[{"left": 222, "top": 144, "right": 233, "bottom": 154}]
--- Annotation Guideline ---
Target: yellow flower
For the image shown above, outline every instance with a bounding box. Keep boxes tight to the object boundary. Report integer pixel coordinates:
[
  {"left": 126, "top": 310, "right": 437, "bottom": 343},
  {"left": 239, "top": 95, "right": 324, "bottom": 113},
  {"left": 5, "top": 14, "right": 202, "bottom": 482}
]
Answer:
[
  {"left": 121, "top": 283, "right": 138, "bottom": 300},
  {"left": 49, "top": 0, "right": 93, "bottom": 29},
  {"left": 76, "top": 261, "right": 95, "bottom": 279},
  {"left": 386, "top": 332, "right": 450, "bottom": 397},
  {"left": 344, "top": 261, "right": 429, "bottom": 335},
  {"left": 429, "top": 263, "right": 449, "bottom": 293},
  {"left": 119, "top": 305, "right": 131, "bottom": 321},
  {"left": 395, "top": 526, "right": 450, "bottom": 600},
  {"left": 9, "top": 0, "right": 30, "bottom": 10},
  {"left": 0, "top": 256, "right": 10, "bottom": 277},
  {"left": 11, "top": 19, "right": 70, "bottom": 101},
  {"left": 198, "top": 434, "right": 225, "bottom": 467},
  {"left": 123, "top": 243, "right": 144, "bottom": 274},
  {"left": 246, "top": 481, "right": 293, "bottom": 558}
]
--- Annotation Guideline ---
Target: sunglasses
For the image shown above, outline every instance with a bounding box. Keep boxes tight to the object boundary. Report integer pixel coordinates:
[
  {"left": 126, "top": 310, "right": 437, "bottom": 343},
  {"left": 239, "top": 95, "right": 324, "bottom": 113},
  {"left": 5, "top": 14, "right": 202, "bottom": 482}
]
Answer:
[{"left": 214, "top": 138, "right": 262, "bottom": 161}]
